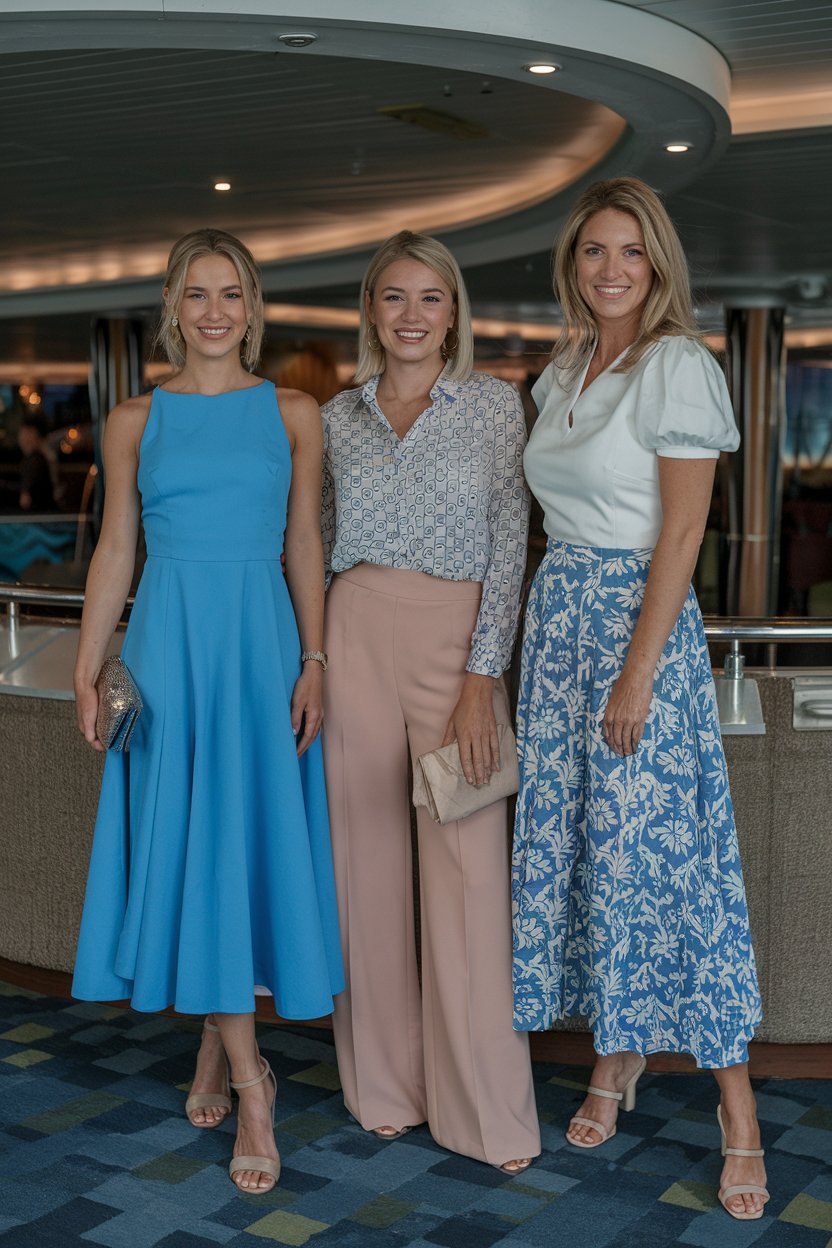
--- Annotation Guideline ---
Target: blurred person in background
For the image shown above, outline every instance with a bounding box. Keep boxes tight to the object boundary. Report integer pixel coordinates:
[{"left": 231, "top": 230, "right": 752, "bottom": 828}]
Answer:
[{"left": 18, "top": 418, "right": 57, "bottom": 511}]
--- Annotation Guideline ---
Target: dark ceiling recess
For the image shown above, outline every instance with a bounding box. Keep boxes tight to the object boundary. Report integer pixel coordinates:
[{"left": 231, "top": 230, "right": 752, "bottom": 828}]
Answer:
[{"left": 377, "top": 105, "right": 489, "bottom": 141}]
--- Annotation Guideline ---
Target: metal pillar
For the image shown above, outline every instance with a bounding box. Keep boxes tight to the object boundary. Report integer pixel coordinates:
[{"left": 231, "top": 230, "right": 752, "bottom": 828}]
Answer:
[{"left": 724, "top": 306, "right": 787, "bottom": 618}]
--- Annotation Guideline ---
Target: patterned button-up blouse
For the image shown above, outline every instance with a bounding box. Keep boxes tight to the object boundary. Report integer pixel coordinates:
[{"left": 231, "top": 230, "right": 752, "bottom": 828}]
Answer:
[{"left": 321, "top": 369, "right": 530, "bottom": 678}]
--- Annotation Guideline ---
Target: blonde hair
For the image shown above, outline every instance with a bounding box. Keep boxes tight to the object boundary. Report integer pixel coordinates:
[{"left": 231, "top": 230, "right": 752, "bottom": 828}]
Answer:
[
  {"left": 551, "top": 176, "right": 700, "bottom": 382},
  {"left": 355, "top": 230, "right": 473, "bottom": 384},
  {"left": 155, "top": 228, "right": 264, "bottom": 372}
]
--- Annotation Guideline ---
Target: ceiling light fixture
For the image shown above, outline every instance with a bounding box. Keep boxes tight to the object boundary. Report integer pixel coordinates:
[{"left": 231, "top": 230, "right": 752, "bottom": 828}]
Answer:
[
  {"left": 278, "top": 33, "right": 318, "bottom": 48},
  {"left": 665, "top": 142, "right": 692, "bottom": 153},
  {"left": 214, "top": 181, "right": 231, "bottom": 191},
  {"left": 526, "top": 63, "right": 560, "bottom": 75}
]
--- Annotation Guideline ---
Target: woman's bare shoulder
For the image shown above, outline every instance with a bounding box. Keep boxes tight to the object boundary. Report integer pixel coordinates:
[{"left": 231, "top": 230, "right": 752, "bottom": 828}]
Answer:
[
  {"left": 276, "top": 386, "right": 320, "bottom": 419},
  {"left": 107, "top": 392, "right": 153, "bottom": 423},
  {"left": 103, "top": 392, "right": 153, "bottom": 444}
]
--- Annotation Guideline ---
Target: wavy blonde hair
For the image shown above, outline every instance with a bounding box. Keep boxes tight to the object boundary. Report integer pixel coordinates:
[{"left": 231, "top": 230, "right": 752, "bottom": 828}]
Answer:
[
  {"left": 355, "top": 230, "right": 473, "bottom": 384},
  {"left": 155, "top": 228, "right": 264, "bottom": 372},
  {"left": 551, "top": 176, "right": 700, "bottom": 383}
]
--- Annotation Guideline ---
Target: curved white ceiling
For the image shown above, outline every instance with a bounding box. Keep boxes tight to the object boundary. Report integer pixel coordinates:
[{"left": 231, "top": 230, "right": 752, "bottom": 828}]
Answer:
[{"left": 0, "top": 0, "right": 731, "bottom": 313}]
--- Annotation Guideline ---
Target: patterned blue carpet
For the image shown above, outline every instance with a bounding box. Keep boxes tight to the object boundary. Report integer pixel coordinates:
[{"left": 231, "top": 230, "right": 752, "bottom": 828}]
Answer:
[{"left": 1, "top": 980, "right": 830, "bottom": 1247}]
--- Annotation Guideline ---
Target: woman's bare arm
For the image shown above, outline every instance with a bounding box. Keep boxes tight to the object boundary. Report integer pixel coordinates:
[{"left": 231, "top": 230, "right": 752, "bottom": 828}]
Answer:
[
  {"left": 280, "top": 387, "right": 326, "bottom": 757},
  {"left": 602, "top": 456, "right": 716, "bottom": 756},
  {"left": 74, "top": 396, "right": 149, "bottom": 749}
]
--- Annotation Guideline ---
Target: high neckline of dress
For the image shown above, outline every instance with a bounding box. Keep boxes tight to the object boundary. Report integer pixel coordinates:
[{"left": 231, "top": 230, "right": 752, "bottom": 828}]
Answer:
[{"left": 156, "top": 378, "right": 269, "bottom": 398}]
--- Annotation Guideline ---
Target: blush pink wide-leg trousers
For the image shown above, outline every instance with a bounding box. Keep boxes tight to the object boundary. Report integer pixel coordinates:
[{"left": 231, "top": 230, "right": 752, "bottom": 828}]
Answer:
[{"left": 322, "top": 563, "right": 540, "bottom": 1166}]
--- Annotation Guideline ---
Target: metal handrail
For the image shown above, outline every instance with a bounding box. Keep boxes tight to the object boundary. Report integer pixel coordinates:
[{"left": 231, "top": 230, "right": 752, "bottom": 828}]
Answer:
[
  {"left": 702, "top": 617, "right": 832, "bottom": 642},
  {"left": 1, "top": 585, "right": 87, "bottom": 608},
  {"left": 0, "top": 583, "right": 134, "bottom": 623},
  {"left": 1, "top": 584, "right": 830, "bottom": 641}
]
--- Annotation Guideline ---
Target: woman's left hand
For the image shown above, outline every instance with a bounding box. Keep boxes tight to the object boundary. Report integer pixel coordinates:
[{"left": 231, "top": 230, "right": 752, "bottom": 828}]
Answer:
[
  {"left": 292, "top": 663, "right": 324, "bottom": 756},
  {"left": 441, "top": 673, "right": 500, "bottom": 785},
  {"left": 602, "top": 667, "right": 654, "bottom": 756}
]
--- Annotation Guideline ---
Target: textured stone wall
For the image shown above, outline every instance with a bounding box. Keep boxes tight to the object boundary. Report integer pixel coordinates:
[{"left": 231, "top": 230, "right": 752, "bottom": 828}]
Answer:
[
  {"left": 0, "top": 696, "right": 101, "bottom": 973},
  {"left": 0, "top": 676, "right": 830, "bottom": 1043},
  {"left": 722, "top": 678, "right": 832, "bottom": 1044}
]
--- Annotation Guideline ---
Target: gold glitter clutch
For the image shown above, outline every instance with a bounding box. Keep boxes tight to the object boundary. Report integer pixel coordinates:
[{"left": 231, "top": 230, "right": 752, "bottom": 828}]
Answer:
[{"left": 95, "top": 655, "right": 143, "bottom": 751}]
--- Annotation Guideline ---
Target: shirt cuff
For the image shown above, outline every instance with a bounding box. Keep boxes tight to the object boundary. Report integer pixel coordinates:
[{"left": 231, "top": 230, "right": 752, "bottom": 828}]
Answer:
[{"left": 465, "top": 654, "right": 506, "bottom": 679}]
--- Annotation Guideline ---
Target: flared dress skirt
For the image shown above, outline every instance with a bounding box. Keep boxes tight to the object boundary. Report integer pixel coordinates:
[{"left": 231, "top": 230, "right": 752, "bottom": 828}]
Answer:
[
  {"left": 72, "top": 381, "right": 344, "bottom": 1017},
  {"left": 511, "top": 540, "right": 762, "bottom": 1068}
]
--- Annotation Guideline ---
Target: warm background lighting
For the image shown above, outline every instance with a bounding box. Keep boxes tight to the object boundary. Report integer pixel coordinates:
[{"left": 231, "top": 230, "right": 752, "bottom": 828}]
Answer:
[
  {"left": 527, "top": 64, "right": 559, "bottom": 75},
  {"left": 665, "top": 143, "right": 692, "bottom": 153},
  {"left": 214, "top": 181, "right": 232, "bottom": 191}
]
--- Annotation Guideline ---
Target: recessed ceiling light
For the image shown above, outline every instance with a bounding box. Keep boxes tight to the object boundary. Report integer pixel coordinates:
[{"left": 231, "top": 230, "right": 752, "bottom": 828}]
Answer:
[
  {"left": 665, "top": 142, "right": 692, "bottom": 153},
  {"left": 214, "top": 181, "right": 231, "bottom": 191},
  {"left": 278, "top": 33, "right": 318, "bottom": 47},
  {"left": 526, "top": 63, "right": 560, "bottom": 75}
]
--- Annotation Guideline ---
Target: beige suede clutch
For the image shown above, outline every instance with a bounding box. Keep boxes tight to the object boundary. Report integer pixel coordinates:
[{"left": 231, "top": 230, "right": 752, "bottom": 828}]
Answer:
[{"left": 413, "top": 723, "right": 519, "bottom": 825}]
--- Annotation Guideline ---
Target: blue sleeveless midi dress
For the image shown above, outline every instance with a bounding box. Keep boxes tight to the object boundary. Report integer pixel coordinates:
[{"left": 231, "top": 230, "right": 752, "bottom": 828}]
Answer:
[{"left": 72, "top": 381, "right": 344, "bottom": 1018}]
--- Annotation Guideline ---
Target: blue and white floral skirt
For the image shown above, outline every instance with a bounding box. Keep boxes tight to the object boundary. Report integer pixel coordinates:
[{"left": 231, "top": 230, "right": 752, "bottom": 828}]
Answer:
[{"left": 511, "top": 540, "right": 762, "bottom": 1068}]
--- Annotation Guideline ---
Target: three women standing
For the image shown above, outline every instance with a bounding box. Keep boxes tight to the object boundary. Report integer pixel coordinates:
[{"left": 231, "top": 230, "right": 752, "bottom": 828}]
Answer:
[
  {"left": 72, "top": 229, "right": 343, "bottom": 1193},
  {"left": 512, "top": 177, "right": 768, "bottom": 1219},
  {"left": 321, "top": 230, "right": 540, "bottom": 1171},
  {"left": 72, "top": 187, "right": 767, "bottom": 1218}
]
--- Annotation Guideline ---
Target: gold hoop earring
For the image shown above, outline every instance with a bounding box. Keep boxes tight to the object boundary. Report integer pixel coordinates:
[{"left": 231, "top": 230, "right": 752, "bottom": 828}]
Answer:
[
  {"left": 367, "top": 324, "right": 381, "bottom": 351},
  {"left": 441, "top": 327, "right": 459, "bottom": 360}
]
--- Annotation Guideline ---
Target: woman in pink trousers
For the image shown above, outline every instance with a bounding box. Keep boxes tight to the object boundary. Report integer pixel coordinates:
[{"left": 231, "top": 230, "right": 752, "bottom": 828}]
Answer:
[{"left": 320, "top": 230, "right": 540, "bottom": 1172}]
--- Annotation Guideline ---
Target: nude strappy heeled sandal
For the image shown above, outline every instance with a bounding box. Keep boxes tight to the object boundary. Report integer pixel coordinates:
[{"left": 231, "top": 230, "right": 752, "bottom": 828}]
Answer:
[
  {"left": 228, "top": 1058, "right": 281, "bottom": 1192},
  {"left": 185, "top": 1020, "right": 232, "bottom": 1128},
  {"left": 371, "top": 1125, "right": 415, "bottom": 1140},
  {"left": 567, "top": 1056, "right": 647, "bottom": 1148},
  {"left": 717, "top": 1104, "right": 769, "bottom": 1220}
]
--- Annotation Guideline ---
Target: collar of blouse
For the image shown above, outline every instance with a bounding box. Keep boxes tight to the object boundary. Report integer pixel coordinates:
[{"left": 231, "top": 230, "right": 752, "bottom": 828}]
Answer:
[{"left": 351, "top": 364, "right": 463, "bottom": 417}]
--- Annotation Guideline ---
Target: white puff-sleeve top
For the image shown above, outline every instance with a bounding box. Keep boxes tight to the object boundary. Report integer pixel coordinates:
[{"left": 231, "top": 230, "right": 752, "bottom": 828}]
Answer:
[{"left": 524, "top": 334, "right": 740, "bottom": 550}]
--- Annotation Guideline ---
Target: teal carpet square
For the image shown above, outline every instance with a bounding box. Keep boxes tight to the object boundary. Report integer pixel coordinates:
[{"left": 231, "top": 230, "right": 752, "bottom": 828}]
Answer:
[{"left": 0, "top": 983, "right": 829, "bottom": 1248}]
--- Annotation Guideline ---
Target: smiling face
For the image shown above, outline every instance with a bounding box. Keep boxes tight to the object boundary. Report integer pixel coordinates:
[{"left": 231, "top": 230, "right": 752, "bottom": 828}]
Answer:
[
  {"left": 170, "top": 253, "right": 249, "bottom": 362},
  {"left": 575, "top": 207, "right": 654, "bottom": 337},
  {"left": 367, "top": 257, "right": 456, "bottom": 369}
]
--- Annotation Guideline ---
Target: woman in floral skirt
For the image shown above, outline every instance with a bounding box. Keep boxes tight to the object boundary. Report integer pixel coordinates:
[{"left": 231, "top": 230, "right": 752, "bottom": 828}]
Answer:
[{"left": 512, "top": 177, "right": 768, "bottom": 1221}]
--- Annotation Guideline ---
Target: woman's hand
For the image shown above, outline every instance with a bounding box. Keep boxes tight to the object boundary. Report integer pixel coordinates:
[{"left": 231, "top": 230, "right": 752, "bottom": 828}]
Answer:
[
  {"left": 441, "top": 673, "right": 500, "bottom": 785},
  {"left": 602, "top": 667, "right": 654, "bottom": 756},
  {"left": 292, "top": 663, "right": 324, "bottom": 757},
  {"left": 75, "top": 682, "right": 105, "bottom": 752}
]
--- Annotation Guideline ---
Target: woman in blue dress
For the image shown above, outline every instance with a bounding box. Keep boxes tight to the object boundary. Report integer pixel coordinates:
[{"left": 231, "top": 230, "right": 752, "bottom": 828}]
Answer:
[
  {"left": 512, "top": 178, "right": 769, "bottom": 1220},
  {"left": 72, "top": 228, "right": 343, "bottom": 1195}
]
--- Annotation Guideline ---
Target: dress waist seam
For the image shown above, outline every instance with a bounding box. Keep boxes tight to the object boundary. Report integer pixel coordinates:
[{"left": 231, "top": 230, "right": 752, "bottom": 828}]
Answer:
[{"left": 145, "top": 554, "right": 283, "bottom": 564}]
